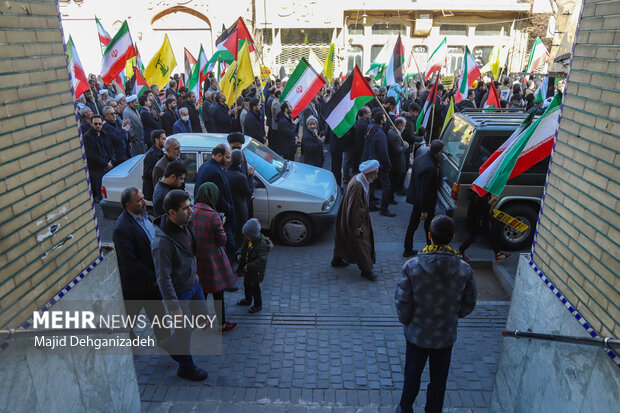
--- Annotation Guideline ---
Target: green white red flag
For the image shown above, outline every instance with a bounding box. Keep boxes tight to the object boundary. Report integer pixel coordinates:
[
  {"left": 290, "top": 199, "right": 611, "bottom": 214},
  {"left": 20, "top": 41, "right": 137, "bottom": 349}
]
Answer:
[
  {"left": 416, "top": 76, "right": 439, "bottom": 133},
  {"left": 66, "top": 36, "right": 90, "bottom": 99},
  {"left": 455, "top": 47, "right": 481, "bottom": 103},
  {"left": 188, "top": 45, "right": 208, "bottom": 103},
  {"left": 184, "top": 47, "right": 197, "bottom": 84},
  {"left": 478, "top": 109, "right": 536, "bottom": 173},
  {"left": 100, "top": 21, "right": 135, "bottom": 85},
  {"left": 323, "top": 66, "right": 374, "bottom": 137},
  {"left": 526, "top": 36, "right": 549, "bottom": 73},
  {"left": 473, "top": 93, "right": 562, "bottom": 196},
  {"left": 366, "top": 36, "right": 396, "bottom": 82},
  {"left": 534, "top": 77, "right": 549, "bottom": 104},
  {"left": 424, "top": 37, "right": 447, "bottom": 80},
  {"left": 95, "top": 16, "right": 111, "bottom": 48},
  {"left": 483, "top": 82, "right": 501, "bottom": 109},
  {"left": 280, "top": 58, "right": 327, "bottom": 118}
]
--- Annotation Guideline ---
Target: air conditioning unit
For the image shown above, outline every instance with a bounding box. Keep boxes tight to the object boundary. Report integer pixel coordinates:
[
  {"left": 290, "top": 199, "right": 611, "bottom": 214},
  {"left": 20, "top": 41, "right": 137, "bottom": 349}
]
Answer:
[{"left": 414, "top": 13, "right": 433, "bottom": 36}]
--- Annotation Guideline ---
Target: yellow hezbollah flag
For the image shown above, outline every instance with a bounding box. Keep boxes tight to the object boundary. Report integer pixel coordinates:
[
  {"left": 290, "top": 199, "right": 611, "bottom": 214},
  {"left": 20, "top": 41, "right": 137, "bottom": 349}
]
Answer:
[
  {"left": 219, "top": 41, "right": 254, "bottom": 105},
  {"left": 144, "top": 34, "right": 177, "bottom": 90},
  {"left": 481, "top": 45, "right": 501, "bottom": 80}
]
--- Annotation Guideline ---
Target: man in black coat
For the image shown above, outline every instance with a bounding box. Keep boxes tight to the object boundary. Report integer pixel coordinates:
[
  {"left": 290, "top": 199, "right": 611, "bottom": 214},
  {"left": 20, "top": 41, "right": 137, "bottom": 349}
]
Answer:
[
  {"left": 201, "top": 91, "right": 213, "bottom": 131},
  {"left": 113, "top": 187, "right": 170, "bottom": 343},
  {"left": 139, "top": 94, "right": 160, "bottom": 149},
  {"left": 353, "top": 106, "right": 371, "bottom": 169},
  {"left": 194, "top": 143, "right": 236, "bottom": 259},
  {"left": 161, "top": 97, "right": 178, "bottom": 136},
  {"left": 142, "top": 129, "right": 166, "bottom": 201},
  {"left": 243, "top": 98, "right": 266, "bottom": 143},
  {"left": 403, "top": 139, "right": 445, "bottom": 257},
  {"left": 102, "top": 105, "right": 132, "bottom": 166},
  {"left": 209, "top": 93, "right": 234, "bottom": 133},
  {"left": 83, "top": 115, "right": 113, "bottom": 201},
  {"left": 361, "top": 108, "right": 394, "bottom": 217},
  {"left": 182, "top": 91, "right": 202, "bottom": 133}
]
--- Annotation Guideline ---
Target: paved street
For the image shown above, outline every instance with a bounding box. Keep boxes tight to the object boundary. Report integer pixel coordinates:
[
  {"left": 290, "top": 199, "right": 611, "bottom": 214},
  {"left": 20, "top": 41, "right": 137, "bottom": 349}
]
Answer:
[{"left": 96, "top": 185, "right": 518, "bottom": 412}]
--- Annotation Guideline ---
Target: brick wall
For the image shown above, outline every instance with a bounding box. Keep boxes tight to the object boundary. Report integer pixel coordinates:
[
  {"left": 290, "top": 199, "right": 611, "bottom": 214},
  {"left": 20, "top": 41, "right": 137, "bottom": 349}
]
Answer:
[
  {"left": 0, "top": 0, "right": 100, "bottom": 329},
  {"left": 532, "top": 0, "right": 619, "bottom": 338}
]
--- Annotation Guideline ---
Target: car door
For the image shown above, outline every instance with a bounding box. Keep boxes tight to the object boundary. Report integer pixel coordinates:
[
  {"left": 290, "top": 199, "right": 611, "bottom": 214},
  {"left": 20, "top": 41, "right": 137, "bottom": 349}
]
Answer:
[
  {"left": 251, "top": 174, "right": 270, "bottom": 227},
  {"left": 179, "top": 152, "right": 197, "bottom": 199}
]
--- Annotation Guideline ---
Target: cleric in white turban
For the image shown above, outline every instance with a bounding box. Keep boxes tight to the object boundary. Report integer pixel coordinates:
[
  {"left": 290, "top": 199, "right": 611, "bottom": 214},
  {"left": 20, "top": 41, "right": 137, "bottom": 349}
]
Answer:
[{"left": 331, "top": 159, "right": 380, "bottom": 281}]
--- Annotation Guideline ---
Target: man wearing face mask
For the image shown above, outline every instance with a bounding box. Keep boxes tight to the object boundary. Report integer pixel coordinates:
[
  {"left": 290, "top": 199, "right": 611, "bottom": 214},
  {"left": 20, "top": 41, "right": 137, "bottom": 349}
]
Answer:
[
  {"left": 173, "top": 107, "right": 193, "bottom": 134},
  {"left": 331, "top": 160, "right": 380, "bottom": 281}
]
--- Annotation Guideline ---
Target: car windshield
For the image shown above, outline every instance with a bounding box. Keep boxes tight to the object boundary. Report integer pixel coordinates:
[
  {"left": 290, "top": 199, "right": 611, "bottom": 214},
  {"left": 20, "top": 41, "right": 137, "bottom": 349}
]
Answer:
[
  {"left": 441, "top": 117, "right": 475, "bottom": 166},
  {"left": 243, "top": 139, "right": 287, "bottom": 183}
]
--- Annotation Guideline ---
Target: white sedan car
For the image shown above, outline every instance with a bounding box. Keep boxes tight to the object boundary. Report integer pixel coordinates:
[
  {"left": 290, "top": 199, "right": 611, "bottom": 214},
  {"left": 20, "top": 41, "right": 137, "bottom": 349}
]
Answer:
[{"left": 101, "top": 133, "right": 340, "bottom": 246}]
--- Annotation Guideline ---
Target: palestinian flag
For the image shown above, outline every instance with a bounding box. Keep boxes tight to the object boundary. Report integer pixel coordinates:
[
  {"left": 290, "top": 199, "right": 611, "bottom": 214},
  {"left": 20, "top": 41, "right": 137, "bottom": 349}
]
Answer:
[
  {"left": 131, "top": 66, "right": 149, "bottom": 98},
  {"left": 207, "top": 17, "right": 255, "bottom": 71},
  {"left": 323, "top": 66, "right": 374, "bottom": 137},
  {"left": 101, "top": 21, "right": 135, "bottom": 85},
  {"left": 184, "top": 47, "right": 197, "bottom": 83},
  {"left": 188, "top": 45, "right": 209, "bottom": 102},
  {"left": 534, "top": 76, "right": 549, "bottom": 104},
  {"left": 66, "top": 36, "right": 90, "bottom": 99},
  {"left": 95, "top": 16, "right": 111, "bottom": 47},
  {"left": 280, "top": 58, "right": 326, "bottom": 118},
  {"left": 416, "top": 76, "right": 439, "bottom": 133},
  {"left": 473, "top": 93, "right": 562, "bottom": 196},
  {"left": 526, "top": 37, "right": 549, "bottom": 73},
  {"left": 383, "top": 34, "right": 404, "bottom": 86},
  {"left": 424, "top": 37, "right": 447, "bottom": 80},
  {"left": 455, "top": 47, "right": 481, "bottom": 103},
  {"left": 479, "top": 110, "right": 536, "bottom": 174},
  {"left": 483, "top": 82, "right": 501, "bottom": 109}
]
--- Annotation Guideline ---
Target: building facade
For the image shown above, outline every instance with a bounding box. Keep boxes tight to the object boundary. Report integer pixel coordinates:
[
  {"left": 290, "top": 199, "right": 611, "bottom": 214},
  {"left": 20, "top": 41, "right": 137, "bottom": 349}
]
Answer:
[
  {"left": 59, "top": 0, "right": 543, "bottom": 79},
  {"left": 491, "top": 0, "right": 620, "bottom": 410}
]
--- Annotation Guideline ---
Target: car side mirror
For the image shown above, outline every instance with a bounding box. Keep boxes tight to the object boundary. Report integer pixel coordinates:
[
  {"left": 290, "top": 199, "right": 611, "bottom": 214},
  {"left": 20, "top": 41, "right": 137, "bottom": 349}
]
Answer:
[{"left": 254, "top": 176, "right": 265, "bottom": 188}]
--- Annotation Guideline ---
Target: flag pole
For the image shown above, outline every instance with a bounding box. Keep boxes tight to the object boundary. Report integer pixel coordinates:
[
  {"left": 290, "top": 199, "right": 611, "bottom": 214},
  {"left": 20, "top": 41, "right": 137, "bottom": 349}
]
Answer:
[
  {"left": 428, "top": 71, "right": 440, "bottom": 145},
  {"left": 373, "top": 95, "right": 406, "bottom": 146}
]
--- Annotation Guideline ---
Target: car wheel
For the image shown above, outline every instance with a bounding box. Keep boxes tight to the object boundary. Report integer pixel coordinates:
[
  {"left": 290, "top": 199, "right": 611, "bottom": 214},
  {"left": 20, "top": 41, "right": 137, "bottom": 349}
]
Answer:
[
  {"left": 276, "top": 213, "right": 313, "bottom": 246},
  {"left": 492, "top": 204, "right": 539, "bottom": 251}
]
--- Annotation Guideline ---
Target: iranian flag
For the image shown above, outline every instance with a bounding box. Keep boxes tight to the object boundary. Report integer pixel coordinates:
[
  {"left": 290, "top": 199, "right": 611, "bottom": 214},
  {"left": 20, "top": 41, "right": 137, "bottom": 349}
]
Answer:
[
  {"left": 366, "top": 36, "right": 396, "bottom": 82},
  {"left": 131, "top": 66, "right": 149, "bottom": 98},
  {"left": 424, "top": 37, "right": 447, "bottom": 80},
  {"left": 66, "top": 36, "right": 90, "bottom": 99},
  {"left": 455, "top": 47, "right": 481, "bottom": 103},
  {"left": 188, "top": 45, "right": 209, "bottom": 102},
  {"left": 280, "top": 58, "right": 327, "bottom": 118},
  {"left": 416, "top": 76, "right": 439, "bottom": 133},
  {"left": 483, "top": 82, "right": 501, "bottom": 109},
  {"left": 323, "top": 66, "right": 374, "bottom": 137},
  {"left": 383, "top": 34, "right": 404, "bottom": 86},
  {"left": 95, "top": 16, "right": 111, "bottom": 47},
  {"left": 526, "top": 36, "right": 549, "bottom": 73},
  {"left": 478, "top": 109, "right": 536, "bottom": 173},
  {"left": 473, "top": 93, "right": 562, "bottom": 196},
  {"left": 101, "top": 21, "right": 135, "bottom": 85}
]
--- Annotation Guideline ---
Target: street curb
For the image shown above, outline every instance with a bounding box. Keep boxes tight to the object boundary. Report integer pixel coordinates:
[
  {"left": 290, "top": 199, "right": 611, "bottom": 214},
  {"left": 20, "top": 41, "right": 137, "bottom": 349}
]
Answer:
[{"left": 491, "top": 261, "right": 514, "bottom": 297}]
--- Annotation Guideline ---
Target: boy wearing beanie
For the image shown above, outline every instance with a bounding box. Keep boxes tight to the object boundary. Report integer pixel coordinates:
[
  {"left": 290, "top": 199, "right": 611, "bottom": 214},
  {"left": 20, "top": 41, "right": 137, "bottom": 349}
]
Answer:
[{"left": 236, "top": 218, "right": 272, "bottom": 313}]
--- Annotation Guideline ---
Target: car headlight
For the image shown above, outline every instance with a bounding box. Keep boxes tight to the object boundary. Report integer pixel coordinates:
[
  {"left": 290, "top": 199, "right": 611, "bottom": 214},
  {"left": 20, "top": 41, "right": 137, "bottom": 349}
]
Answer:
[{"left": 322, "top": 191, "right": 337, "bottom": 212}]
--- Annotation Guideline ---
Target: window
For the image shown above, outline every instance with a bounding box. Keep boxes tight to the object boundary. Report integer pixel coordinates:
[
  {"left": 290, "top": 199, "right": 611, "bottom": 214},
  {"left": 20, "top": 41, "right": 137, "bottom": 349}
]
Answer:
[
  {"left": 202, "top": 152, "right": 212, "bottom": 163},
  {"left": 472, "top": 46, "right": 493, "bottom": 68},
  {"left": 441, "top": 117, "right": 475, "bottom": 167},
  {"left": 348, "top": 23, "right": 363, "bottom": 35},
  {"left": 371, "top": 23, "right": 405, "bottom": 35},
  {"left": 347, "top": 45, "right": 363, "bottom": 72},
  {"left": 411, "top": 45, "right": 428, "bottom": 71},
  {"left": 259, "top": 29, "right": 272, "bottom": 45},
  {"left": 446, "top": 46, "right": 464, "bottom": 75},
  {"left": 281, "top": 29, "right": 336, "bottom": 45},
  {"left": 179, "top": 152, "right": 197, "bottom": 183},
  {"left": 243, "top": 140, "right": 286, "bottom": 183},
  {"left": 371, "top": 45, "right": 384, "bottom": 63},
  {"left": 470, "top": 133, "right": 510, "bottom": 169},
  {"left": 439, "top": 24, "right": 468, "bottom": 36},
  {"left": 475, "top": 24, "right": 510, "bottom": 37}
]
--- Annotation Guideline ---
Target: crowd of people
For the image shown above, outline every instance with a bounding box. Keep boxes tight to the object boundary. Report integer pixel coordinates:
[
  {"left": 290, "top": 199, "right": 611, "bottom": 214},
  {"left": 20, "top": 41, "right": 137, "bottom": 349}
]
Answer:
[{"left": 78, "top": 67, "right": 545, "bottom": 408}]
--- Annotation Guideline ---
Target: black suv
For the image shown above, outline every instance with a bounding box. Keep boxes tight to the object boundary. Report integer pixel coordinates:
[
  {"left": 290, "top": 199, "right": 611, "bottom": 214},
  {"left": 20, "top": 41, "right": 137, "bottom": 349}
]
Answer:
[{"left": 437, "top": 111, "right": 549, "bottom": 250}]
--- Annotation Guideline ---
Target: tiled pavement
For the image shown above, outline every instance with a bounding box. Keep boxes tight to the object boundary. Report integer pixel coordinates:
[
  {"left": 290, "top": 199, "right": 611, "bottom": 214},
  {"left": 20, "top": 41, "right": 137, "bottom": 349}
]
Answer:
[{"left": 102, "top": 191, "right": 515, "bottom": 412}]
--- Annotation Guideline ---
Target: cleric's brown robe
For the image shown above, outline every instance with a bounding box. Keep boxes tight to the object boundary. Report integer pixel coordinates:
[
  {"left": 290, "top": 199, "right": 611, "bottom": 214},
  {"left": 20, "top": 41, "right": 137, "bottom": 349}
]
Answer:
[{"left": 333, "top": 174, "right": 375, "bottom": 272}]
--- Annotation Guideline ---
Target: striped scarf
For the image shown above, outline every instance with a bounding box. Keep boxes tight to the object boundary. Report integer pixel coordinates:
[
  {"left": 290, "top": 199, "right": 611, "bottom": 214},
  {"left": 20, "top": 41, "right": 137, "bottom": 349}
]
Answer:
[{"left": 422, "top": 244, "right": 461, "bottom": 257}]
